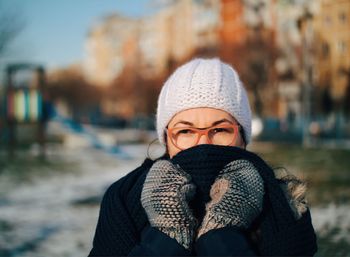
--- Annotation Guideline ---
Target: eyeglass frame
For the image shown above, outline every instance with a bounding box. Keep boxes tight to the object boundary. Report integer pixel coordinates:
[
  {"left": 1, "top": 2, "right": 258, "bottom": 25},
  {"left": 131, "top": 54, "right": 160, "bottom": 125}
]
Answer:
[{"left": 166, "top": 123, "right": 242, "bottom": 150}]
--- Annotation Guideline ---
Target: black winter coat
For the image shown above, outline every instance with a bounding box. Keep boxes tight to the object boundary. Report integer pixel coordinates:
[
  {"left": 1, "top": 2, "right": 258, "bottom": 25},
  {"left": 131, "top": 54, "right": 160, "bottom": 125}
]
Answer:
[{"left": 89, "top": 145, "right": 317, "bottom": 256}]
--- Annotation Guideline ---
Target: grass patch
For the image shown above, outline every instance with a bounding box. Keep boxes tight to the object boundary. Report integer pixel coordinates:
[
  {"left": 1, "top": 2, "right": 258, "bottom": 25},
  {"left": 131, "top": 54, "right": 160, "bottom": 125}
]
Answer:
[
  {"left": 316, "top": 228, "right": 350, "bottom": 257},
  {"left": 251, "top": 143, "right": 350, "bottom": 206},
  {"left": 0, "top": 154, "right": 78, "bottom": 180},
  {"left": 0, "top": 149, "right": 80, "bottom": 197}
]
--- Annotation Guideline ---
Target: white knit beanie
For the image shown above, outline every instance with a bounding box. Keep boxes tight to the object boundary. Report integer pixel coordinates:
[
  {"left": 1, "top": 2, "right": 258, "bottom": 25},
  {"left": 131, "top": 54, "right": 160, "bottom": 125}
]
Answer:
[{"left": 156, "top": 58, "right": 252, "bottom": 145}]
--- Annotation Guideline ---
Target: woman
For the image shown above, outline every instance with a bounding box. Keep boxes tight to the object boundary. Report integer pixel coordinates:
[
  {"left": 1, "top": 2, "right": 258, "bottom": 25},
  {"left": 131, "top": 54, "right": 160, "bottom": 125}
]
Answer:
[{"left": 89, "top": 58, "right": 317, "bottom": 256}]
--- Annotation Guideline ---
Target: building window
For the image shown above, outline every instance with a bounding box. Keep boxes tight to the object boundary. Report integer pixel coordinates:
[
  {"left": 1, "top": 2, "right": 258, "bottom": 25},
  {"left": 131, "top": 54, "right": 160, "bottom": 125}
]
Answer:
[
  {"left": 337, "top": 41, "right": 346, "bottom": 53},
  {"left": 324, "top": 16, "right": 332, "bottom": 26},
  {"left": 322, "top": 42, "right": 330, "bottom": 58},
  {"left": 339, "top": 12, "right": 347, "bottom": 23}
]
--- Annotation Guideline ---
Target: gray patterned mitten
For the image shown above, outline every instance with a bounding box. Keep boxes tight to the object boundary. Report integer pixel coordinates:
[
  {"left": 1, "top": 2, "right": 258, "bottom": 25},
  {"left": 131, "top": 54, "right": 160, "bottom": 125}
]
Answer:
[
  {"left": 141, "top": 160, "right": 197, "bottom": 249},
  {"left": 197, "top": 159, "right": 264, "bottom": 238}
]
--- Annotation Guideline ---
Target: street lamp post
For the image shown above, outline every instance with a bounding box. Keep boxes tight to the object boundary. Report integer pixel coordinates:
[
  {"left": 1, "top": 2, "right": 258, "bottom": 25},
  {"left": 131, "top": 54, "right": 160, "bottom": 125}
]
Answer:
[{"left": 298, "top": 9, "right": 313, "bottom": 147}]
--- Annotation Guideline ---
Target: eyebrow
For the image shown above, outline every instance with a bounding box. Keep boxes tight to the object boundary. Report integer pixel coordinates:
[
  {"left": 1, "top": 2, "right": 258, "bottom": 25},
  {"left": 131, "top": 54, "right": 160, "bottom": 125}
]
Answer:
[{"left": 173, "top": 119, "right": 234, "bottom": 127}]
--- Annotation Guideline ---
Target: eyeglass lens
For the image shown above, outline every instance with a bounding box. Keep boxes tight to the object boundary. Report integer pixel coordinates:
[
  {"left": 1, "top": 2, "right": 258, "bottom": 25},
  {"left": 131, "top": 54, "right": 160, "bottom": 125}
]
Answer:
[{"left": 171, "top": 126, "right": 237, "bottom": 149}]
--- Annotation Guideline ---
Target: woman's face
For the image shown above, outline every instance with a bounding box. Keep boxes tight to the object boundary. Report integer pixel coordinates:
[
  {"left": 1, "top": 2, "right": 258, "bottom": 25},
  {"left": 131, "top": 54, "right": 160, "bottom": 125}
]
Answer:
[{"left": 166, "top": 108, "right": 246, "bottom": 158}]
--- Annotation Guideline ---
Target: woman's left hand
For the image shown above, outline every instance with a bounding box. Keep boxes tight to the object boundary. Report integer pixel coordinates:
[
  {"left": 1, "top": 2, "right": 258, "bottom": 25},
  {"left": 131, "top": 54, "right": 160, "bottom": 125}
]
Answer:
[{"left": 197, "top": 159, "right": 264, "bottom": 238}]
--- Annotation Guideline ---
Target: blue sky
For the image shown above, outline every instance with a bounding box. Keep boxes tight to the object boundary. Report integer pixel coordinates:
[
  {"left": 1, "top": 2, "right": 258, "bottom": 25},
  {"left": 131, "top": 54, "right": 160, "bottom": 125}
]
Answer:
[{"left": 1, "top": 0, "right": 157, "bottom": 70}]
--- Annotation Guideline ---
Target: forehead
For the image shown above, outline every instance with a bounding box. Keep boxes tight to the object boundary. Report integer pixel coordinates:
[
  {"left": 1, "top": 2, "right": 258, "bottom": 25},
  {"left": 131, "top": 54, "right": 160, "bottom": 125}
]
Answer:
[{"left": 168, "top": 108, "right": 237, "bottom": 126}]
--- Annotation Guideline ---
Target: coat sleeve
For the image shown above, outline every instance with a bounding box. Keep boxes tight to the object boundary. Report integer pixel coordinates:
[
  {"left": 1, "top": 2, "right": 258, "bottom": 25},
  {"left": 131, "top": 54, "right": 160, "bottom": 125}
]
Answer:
[
  {"left": 88, "top": 159, "right": 154, "bottom": 256},
  {"left": 195, "top": 227, "right": 257, "bottom": 256},
  {"left": 88, "top": 178, "right": 129, "bottom": 256},
  {"left": 128, "top": 226, "right": 192, "bottom": 256}
]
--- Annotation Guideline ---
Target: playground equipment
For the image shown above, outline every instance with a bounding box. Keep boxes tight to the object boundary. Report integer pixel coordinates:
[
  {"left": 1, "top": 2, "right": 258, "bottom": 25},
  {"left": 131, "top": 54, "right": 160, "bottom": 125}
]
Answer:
[
  {"left": 1, "top": 63, "right": 131, "bottom": 160},
  {"left": 2, "top": 63, "right": 47, "bottom": 158},
  {"left": 52, "top": 111, "right": 131, "bottom": 159}
]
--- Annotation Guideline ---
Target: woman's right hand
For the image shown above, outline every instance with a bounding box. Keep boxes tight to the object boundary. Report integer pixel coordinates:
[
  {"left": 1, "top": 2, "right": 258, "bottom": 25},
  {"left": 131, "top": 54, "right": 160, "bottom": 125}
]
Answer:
[{"left": 141, "top": 160, "right": 197, "bottom": 250}]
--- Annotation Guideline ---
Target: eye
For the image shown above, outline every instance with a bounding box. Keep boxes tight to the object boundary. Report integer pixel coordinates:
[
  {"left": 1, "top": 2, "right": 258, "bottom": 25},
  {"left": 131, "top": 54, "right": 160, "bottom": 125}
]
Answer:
[
  {"left": 177, "top": 129, "right": 195, "bottom": 134},
  {"left": 212, "top": 127, "right": 233, "bottom": 133}
]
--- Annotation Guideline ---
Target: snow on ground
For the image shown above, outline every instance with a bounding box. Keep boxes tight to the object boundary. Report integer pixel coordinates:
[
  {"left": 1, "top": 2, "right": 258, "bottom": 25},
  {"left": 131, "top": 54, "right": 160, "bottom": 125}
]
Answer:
[
  {"left": 312, "top": 204, "right": 350, "bottom": 242},
  {"left": 0, "top": 144, "right": 149, "bottom": 257}
]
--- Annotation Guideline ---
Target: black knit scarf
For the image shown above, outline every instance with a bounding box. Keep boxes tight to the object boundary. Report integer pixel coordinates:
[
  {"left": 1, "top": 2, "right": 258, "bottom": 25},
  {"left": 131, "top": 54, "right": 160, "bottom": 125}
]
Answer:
[
  {"left": 171, "top": 145, "right": 248, "bottom": 221},
  {"left": 89, "top": 145, "right": 317, "bottom": 256}
]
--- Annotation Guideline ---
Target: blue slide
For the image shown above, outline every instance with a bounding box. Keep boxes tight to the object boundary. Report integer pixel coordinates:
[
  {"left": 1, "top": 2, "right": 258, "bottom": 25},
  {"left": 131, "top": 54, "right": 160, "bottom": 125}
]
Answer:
[{"left": 50, "top": 107, "right": 131, "bottom": 160}]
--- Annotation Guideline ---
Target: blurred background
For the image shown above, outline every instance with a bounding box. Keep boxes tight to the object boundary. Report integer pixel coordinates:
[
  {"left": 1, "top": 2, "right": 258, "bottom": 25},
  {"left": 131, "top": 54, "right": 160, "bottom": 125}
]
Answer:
[{"left": 0, "top": 0, "right": 349, "bottom": 256}]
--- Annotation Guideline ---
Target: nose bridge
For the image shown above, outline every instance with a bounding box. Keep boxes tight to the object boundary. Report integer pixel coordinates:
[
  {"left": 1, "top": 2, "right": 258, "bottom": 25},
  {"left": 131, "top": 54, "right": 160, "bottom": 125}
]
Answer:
[{"left": 197, "top": 130, "right": 210, "bottom": 145}]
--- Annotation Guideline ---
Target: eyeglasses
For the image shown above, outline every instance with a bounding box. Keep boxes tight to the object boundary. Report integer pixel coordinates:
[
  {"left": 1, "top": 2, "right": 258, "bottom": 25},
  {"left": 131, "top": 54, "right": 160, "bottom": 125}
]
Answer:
[{"left": 167, "top": 124, "right": 240, "bottom": 150}]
